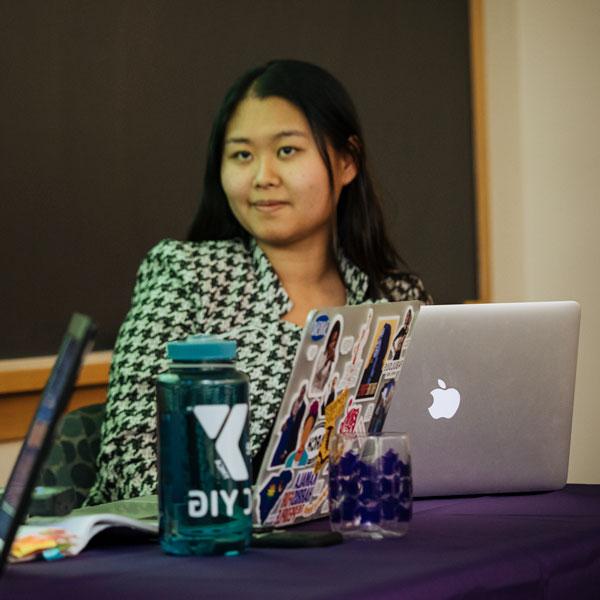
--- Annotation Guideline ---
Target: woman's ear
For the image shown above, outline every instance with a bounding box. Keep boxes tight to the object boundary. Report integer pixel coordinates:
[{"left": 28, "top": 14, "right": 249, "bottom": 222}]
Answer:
[{"left": 338, "top": 135, "right": 360, "bottom": 187}]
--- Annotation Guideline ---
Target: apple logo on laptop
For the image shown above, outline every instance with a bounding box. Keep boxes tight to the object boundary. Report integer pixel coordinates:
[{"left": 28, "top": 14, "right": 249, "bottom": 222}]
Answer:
[{"left": 428, "top": 379, "right": 461, "bottom": 419}]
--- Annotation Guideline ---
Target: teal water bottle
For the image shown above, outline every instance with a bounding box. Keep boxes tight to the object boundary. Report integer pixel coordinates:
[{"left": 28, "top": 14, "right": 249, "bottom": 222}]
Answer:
[{"left": 156, "top": 335, "right": 252, "bottom": 556}]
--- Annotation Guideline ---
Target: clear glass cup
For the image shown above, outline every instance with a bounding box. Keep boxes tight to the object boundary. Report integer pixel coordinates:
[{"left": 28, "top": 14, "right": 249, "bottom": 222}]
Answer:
[{"left": 328, "top": 432, "right": 412, "bottom": 540}]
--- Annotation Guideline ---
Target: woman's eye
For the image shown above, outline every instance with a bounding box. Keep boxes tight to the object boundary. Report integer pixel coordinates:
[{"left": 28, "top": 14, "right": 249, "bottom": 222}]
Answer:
[
  {"left": 231, "top": 150, "right": 252, "bottom": 161},
  {"left": 278, "top": 146, "right": 297, "bottom": 158}
]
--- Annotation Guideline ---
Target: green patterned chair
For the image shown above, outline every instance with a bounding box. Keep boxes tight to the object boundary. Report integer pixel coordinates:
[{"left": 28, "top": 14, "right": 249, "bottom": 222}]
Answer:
[{"left": 37, "top": 403, "right": 106, "bottom": 507}]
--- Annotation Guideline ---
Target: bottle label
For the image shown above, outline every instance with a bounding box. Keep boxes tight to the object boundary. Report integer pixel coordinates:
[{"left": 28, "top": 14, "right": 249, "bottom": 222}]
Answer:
[
  {"left": 187, "top": 489, "right": 252, "bottom": 518},
  {"left": 183, "top": 403, "right": 252, "bottom": 520},
  {"left": 192, "top": 404, "right": 249, "bottom": 481}
]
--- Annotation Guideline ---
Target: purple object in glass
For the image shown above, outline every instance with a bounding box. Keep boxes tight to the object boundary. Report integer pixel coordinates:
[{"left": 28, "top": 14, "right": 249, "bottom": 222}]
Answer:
[
  {"left": 380, "top": 476, "right": 393, "bottom": 497},
  {"left": 329, "top": 478, "right": 340, "bottom": 501},
  {"left": 329, "top": 434, "right": 411, "bottom": 537},
  {"left": 330, "top": 463, "right": 339, "bottom": 479},
  {"left": 401, "top": 478, "right": 413, "bottom": 501},
  {"left": 339, "top": 452, "right": 358, "bottom": 476},
  {"left": 381, "top": 498, "right": 397, "bottom": 520},
  {"left": 358, "top": 460, "right": 375, "bottom": 479},
  {"left": 396, "top": 459, "right": 411, "bottom": 477},
  {"left": 341, "top": 477, "right": 360, "bottom": 497},
  {"left": 360, "top": 504, "right": 381, "bottom": 524},
  {"left": 381, "top": 449, "right": 398, "bottom": 475},
  {"left": 341, "top": 497, "right": 358, "bottom": 521},
  {"left": 359, "top": 479, "right": 379, "bottom": 503}
]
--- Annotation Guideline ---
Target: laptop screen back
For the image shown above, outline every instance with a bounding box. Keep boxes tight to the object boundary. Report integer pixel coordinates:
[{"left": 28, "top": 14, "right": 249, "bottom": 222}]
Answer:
[
  {"left": 384, "top": 301, "right": 580, "bottom": 497},
  {"left": 0, "top": 313, "right": 96, "bottom": 575}
]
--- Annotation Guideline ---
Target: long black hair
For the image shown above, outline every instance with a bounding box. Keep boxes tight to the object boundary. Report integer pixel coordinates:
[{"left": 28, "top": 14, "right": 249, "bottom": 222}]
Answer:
[{"left": 188, "top": 59, "right": 407, "bottom": 299}]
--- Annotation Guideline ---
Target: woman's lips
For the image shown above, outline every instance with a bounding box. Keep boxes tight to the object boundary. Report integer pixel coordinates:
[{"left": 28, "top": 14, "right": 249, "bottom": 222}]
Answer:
[{"left": 251, "top": 200, "right": 289, "bottom": 212}]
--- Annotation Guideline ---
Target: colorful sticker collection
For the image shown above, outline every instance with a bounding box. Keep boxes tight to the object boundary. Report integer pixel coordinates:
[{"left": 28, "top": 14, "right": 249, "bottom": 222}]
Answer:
[{"left": 255, "top": 301, "right": 420, "bottom": 527}]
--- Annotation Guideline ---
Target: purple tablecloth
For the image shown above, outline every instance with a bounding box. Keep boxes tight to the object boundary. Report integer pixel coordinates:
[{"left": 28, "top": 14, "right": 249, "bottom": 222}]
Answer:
[{"left": 3, "top": 484, "right": 600, "bottom": 599}]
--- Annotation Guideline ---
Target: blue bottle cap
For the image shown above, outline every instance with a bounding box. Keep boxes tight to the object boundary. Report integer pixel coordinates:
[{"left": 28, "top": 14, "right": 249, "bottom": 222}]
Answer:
[{"left": 166, "top": 335, "right": 237, "bottom": 361}]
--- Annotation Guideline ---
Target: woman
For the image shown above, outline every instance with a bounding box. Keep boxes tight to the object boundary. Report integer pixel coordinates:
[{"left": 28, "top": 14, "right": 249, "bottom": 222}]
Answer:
[
  {"left": 390, "top": 308, "right": 413, "bottom": 360},
  {"left": 357, "top": 323, "right": 393, "bottom": 398},
  {"left": 87, "top": 59, "right": 431, "bottom": 504},
  {"left": 309, "top": 320, "right": 341, "bottom": 397},
  {"left": 369, "top": 380, "right": 396, "bottom": 433},
  {"left": 285, "top": 401, "right": 320, "bottom": 468},
  {"left": 269, "top": 383, "right": 307, "bottom": 467}
]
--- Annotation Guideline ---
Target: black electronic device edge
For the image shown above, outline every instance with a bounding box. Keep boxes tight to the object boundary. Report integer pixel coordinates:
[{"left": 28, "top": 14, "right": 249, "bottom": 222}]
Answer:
[
  {"left": 251, "top": 529, "right": 343, "bottom": 548},
  {"left": 0, "top": 313, "right": 96, "bottom": 576}
]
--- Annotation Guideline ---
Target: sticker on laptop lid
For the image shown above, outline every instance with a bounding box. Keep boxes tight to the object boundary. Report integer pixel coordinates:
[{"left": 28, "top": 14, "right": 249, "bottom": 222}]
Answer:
[
  {"left": 306, "top": 344, "right": 318, "bottom": 361},
  {"left": 314, "top": 388, "right": 351, "bottom": 474},
  {"left": 339, "top": 309, "right": 374, "bottom": 388},
  {"left": 268, "top": 381, "right": 309, "bottom": 469},
  {"left": 340, "top": 358, "right": 362, "bottom": 389},
  {"left": 268, "top": 478, "right": 314, "bottom": 527},
  {"left": 310, "top": 314, "right": 330, "bottom": 341},
  {"left": 284, "top": 400, "right": 320, "bottom": 469},
  {"left": 382, "top": 307, "right": 416, "bottom": 378},
  {"left": 356, "top": 316, "right": 399, "bottom": 400},
  {"left": 258, "top": 470, "right": 293, "bottom": 524},
  {"left": 339, "top": 399, "right": 362, "bottom": 434},
  {"left": 368, "top": 380, "right": 397, "bottom": 434},
  {"left": 340, "top": 335, "right": 354, "bottom": 355},
  {"left": 305, "top": 425, "right": 325, "bottom": 463},
  {"left": 351, "top": 308, "right": 374, "bottom": 363},
  {"left": 308, "top": 317, "right": 343, "bottom": 398},
  {"left": 303, "top": 481, "right": 329, "bottom": 517}
]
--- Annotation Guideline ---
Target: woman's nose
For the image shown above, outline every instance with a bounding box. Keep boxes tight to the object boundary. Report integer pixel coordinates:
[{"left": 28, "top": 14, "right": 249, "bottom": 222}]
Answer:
[{"left": 253, "top": 156, "right": 281, "bottom": 188}]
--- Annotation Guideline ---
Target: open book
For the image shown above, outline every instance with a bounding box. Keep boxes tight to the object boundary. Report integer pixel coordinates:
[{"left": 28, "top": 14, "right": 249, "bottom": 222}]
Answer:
[{"left": 10, "top": 495, "right": 158, "bottom": 562}]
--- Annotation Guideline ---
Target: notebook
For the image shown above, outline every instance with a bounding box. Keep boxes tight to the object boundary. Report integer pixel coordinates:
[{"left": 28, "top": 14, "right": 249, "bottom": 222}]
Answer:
[
  {"left": 383, "top": 301, "right": 581, "bottom": 497},
  {"left": 0, "top": 313, "right": 96, "bottom": 576},
  {"left": 253, "top": 300, "right": 421, "bottom": 527}
]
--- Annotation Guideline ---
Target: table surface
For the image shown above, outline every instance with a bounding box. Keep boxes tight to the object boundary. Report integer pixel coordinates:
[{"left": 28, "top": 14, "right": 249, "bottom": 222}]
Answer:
[{"left": 2, "top": 484, "right": 600, "bottom": 600}]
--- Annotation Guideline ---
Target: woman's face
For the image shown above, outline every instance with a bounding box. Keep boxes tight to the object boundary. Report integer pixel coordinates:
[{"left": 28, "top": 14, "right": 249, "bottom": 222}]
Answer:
[
  {"left": 292, "top": 386, "right": 306, "bottom": 413},
  {"left": 298, "top": 415, "right": 316, "bottom": 451},
  {"left": 221, "top": 96, "right": 357, "bottom": 250}
]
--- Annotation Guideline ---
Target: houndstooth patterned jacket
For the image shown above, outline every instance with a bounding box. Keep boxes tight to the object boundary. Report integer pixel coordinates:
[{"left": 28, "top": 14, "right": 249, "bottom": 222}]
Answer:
[{"left": 86, "top": 238, "right": 431, "bottom": 504}]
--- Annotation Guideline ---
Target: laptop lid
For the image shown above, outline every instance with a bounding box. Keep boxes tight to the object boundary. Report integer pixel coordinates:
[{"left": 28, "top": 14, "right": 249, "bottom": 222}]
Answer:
[
  {"left": 0, "top": 313, "right": 96, "bottom": 575},
  {"left": 254, "top": 300, "right": 420, "bottom": 528},
  {"left": 383, "top": 301, "right": 580, "bottom": 497}
]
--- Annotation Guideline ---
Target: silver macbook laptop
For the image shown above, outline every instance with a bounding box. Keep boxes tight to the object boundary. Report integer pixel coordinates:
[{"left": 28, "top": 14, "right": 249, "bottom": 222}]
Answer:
[{"left": 384, "top": 301, "right": 581, "bottom": 497}]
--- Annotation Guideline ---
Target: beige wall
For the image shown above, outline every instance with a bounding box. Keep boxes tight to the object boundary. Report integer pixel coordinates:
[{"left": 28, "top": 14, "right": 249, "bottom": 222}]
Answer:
[
  {"left": 484, "top": 0, "right": 600, "bottom": 482},
  {"left": 0, "top": 441, "right": 22, "bottom": 486}
]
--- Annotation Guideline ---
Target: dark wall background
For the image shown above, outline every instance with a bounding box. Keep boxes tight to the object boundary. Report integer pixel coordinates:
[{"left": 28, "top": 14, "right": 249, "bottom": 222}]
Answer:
[{"left": 0, "top": 0, "right": 476, "bottom": 359}]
